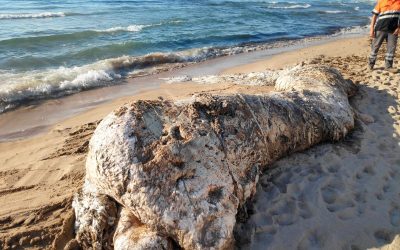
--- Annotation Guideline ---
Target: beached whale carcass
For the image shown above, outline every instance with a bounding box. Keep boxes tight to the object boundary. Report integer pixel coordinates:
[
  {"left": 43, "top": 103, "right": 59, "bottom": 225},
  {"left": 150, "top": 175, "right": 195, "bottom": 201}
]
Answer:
[{"left": 72, "top": 65, "right": 356, "bottom": 249}]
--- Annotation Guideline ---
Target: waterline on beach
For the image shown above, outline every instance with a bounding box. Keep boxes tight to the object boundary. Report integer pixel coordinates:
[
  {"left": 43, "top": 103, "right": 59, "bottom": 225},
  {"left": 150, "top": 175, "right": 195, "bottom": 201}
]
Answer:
[{"left": 0, "top": 25, "right": 369, "bottom": 114}]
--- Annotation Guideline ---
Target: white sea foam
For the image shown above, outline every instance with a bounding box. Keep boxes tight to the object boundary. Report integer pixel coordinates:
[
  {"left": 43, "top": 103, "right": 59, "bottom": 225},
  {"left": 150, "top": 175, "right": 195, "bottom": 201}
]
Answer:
[
  {"left": 0, "top": 47, "right": 226, "bottom": 113},
  {"left": 269, "top": 3, "right": 311, "bottom": 9},
  {"left": 0, "top": 43, "right": 256, "bottom": 113},
  {"left": 95, "top": 20, "right": 183, "bottom": 33},
  {"left": 97, "top": 25, "right": 147, "bottom": 33},
  {"left": 59, "top": 70, "right": 117, "bottom": 89},
  {"left": 161, "top": 75, "right": 193, "bottom": 83},
  {"left": 323, "top": 10, "right": 346, "bottom": 14},
  {"left": 333, "top": 25, "right": 369, "bottom": 36},
  {"left": 161, "top": 71, "right": 280, "bottom": 86},
  {"left": 0, "top": 61, "right": 122, "bottom": 113},
  {"left": 0, "top": 12, "right": 66, "bottom": 20}
]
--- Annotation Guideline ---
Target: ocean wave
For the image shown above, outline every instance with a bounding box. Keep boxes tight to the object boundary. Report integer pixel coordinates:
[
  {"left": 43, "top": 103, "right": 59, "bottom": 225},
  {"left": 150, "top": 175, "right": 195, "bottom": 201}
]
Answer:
[
  {"left": 320, "top": 10, "right": 346, "bottom": 14},
  {"left": 268, "top": 3, "right": 311, "bottom": 9},
  {"left": 0, "top": 20, "right": 184, "bottom": 49},
  {"left": 0, "top": 29, "right": 141, "bottom": 50},
  {"left": 0, "top": 31, "right": 99, "bottom": 50},
  {"left": 332, "top": 25, "right": 369, "bottom": 36},
  {"left": 96, "top": 24, "right": 148, "bottom": 33},
  {"left": 0, "top": 12, "right": 67, "bottom": 20},
  {"left": 0, "top": 64, "right": 121, "bottom": 113},
  {"left": 0, "top": 47, "right": 236, "bottom": 113},
  {"left": 96, "top": 20, "right": 183, "bottom": 33}
]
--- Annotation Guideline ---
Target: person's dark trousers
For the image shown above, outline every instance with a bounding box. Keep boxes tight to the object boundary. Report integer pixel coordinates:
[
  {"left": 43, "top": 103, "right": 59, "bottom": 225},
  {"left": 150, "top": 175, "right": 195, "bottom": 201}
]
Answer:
[{"left": 369, "top": 31, "right": 398, "bottom": 69}]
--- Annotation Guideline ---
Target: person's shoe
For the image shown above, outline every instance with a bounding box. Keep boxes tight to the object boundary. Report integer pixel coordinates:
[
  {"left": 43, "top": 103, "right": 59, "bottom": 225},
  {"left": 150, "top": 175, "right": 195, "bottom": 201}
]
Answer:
[
  {"left": 368, "top": 63, "right": 374, "bottom": 70},
  {"left": 385, "top": 60, "right": 393, "bottom": 69},
  {"left": 368, "top": 58, "right": 375, "bottom": 70},
  {"left": 385, "top": 60, "right": 398, "bottom": 73}
]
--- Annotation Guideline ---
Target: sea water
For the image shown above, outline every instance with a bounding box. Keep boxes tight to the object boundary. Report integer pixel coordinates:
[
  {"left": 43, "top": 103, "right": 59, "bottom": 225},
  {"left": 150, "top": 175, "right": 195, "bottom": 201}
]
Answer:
[{"left": 0, "top": 0, "right": 374, "bottom": 112}]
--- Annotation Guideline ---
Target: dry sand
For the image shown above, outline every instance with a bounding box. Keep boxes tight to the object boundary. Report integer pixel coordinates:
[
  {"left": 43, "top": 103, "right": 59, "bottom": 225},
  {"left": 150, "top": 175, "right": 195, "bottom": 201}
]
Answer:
[{"left": 1, "top": 35, "right": 400, "bottom": 249}]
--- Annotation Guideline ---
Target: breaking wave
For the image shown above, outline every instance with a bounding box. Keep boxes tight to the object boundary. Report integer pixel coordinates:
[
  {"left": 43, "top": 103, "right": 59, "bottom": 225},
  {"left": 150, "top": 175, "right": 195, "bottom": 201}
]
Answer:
[
  {"left": 96, "top": 25, "right": 148, "bottom": 33},
  {"left": 333, "top": 24, "right": 369, "bottom": 36},
  {"left": 0, "top": 46, "right": 249, "bottom": 113},
  {"left": 0, "top": 12, "right": 68, "bottom": 20},
  {"left": 321, "top": 10, "right": 346, "bottom": 14},
  {"left": 268, "top": 3, "right": 311, "bottom": 9},
  {"left": 95, "top": 21, "right": 183, "bottom": 33}
]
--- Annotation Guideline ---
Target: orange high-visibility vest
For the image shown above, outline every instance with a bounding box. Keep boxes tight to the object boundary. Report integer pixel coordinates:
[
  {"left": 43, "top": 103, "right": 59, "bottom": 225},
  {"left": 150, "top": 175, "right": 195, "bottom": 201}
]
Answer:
[
  {"left": 373, "top": 0, "right": 400, "bottom": 14},
  {"left": 372, "top": 0, "right": 400, "bottom": 32}
]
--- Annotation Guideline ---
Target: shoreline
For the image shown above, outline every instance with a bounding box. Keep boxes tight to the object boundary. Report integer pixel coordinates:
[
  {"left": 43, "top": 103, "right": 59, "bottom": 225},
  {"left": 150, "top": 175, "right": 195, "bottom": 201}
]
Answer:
[
  {"left": 0, "top": 24, "right": 369, "bottom": 115},
  {"left": 0, "top": 31, "right": 368, "bottom": 142}
]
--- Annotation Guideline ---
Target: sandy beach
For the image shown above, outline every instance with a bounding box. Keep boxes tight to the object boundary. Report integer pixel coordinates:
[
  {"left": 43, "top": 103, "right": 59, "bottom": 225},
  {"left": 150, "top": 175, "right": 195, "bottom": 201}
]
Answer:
[{"left": 1, "top": 34, "right": 400, "bottom": 249}]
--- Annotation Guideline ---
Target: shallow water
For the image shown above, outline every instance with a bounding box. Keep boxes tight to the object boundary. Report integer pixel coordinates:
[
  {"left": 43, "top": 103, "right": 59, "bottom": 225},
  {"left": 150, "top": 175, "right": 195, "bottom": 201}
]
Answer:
[{"left": 0, "top": 0, "right": 374, "bottom": 112}]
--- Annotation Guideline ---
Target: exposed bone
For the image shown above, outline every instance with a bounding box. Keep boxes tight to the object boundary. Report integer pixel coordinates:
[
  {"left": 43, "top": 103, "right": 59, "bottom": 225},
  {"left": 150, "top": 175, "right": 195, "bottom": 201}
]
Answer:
[{"left": 73, "top": 65, "right": 356, "bottom": 249}]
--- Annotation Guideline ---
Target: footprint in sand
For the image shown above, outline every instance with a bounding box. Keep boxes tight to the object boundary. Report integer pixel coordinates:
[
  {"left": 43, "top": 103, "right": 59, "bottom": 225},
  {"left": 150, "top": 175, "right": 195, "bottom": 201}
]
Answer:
[
  {"left": 297, "top": 229, "right": 326, "bottom": 250},
  {"left": 297, "top": 199, "right": 313, "bottom": 219},
  {"left": 378, "top": 142, "right": 389, "bottom": 152},
  {"left": 353, "top": 191, "right": 367, "bottom": 204},
  {"left": 321, "top": 185, "right": 338, "bottom": 205},
  {"left": 252, "top": 214, "right": 273, "bottom": 232},
  {"left": 376, "top": 193, "right": 384, "bottom": 201},
  {"left": 271, "top": 171, "right": 293, "bottom": 194},
  {"left": 362, "top": 165, "right": 376, "bottom": 176},
  {"left": 354, "top": 164, "right": 376, "bottom": 180},
  {"left": 320, "top": 178, "right": 345, "bottom": 205},
  {"left": 326, "top": 199, "right": 356, "bottom": 214},
  {"left": 326, "top": 163, "right": 341, "bottom": 173},
  {"left": 382, "top": 183, "right": 391, "bottom": 194},
  {"left": 350, "top": 244, "right": 362, "bottom": 250},
  {"left": 320, "top": 180, "right": 357, "bottom": 217},
  {"left": 269, "top": 198, "right": 298, "bottom": 226},
  {"left": 374, "top": 229, "right": 393, "bottom": 245},
  {"left": 252, "top": 231, "right": 275, "bottom": 249},
  {"left": 306, "top": 164, "right": 325, "bottom": 182},
  {"left": 336, "top": 207, "right": 359, "bottom": 221},
  {"left": 389, "top": 205, "right": 400, "bottom": 227},
  {"left": 258, "top": 226, "right": 277, "bottom": 235},
  {"left": 275, "top": 213, "right": 297, "bottom": 226},
  {"left": 389, "top": 168, "right": 399, "bottom": 177}
]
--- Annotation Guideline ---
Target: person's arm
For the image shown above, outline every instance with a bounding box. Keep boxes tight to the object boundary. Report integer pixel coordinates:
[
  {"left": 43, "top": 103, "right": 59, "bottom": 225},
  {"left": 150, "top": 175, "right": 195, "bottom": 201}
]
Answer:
[
  {"left": 370, "top": 1, "right": 380, "bottom": 38},
  {"left": 395, "top": 18, "right": 400, "bottom": 36},
  {"left": 370, "top": 14, "right": 377, "bottom": 38}
]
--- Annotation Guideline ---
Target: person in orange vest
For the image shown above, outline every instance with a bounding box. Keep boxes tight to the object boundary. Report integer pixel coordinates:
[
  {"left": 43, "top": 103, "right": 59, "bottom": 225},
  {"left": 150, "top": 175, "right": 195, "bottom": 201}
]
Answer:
[{"left": 369, "top": 0, "right": 400, "bottom": 71}]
